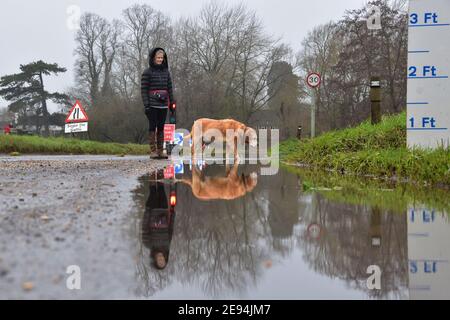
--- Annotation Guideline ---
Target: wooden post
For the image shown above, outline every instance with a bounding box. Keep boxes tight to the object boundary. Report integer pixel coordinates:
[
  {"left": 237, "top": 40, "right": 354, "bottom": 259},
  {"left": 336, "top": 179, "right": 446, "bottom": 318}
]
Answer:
[
  {"left": 370, "top": 77, "right": 382, "bottom": 125},
  {"left": 297, "top": 126, "right": 302, "bottom": 140}
]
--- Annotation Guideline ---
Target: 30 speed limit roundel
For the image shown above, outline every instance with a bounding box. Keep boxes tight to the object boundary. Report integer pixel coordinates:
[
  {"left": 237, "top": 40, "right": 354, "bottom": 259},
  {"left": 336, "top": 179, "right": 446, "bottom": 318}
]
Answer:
[
  {"left": 306, "top": 72, "right": 321, "bottom": 88},
  {"left": 307, "top": 223, "right": 322, "bottom": 240}
]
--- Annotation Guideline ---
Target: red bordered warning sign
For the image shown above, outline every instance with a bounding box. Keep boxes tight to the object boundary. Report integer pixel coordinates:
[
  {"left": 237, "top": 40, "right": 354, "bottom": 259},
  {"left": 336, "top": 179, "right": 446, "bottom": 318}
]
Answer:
[
  {"left": 65, "top": 100, "right": 89, "bottom": 123},
  {"left": 306, "top": 72, "right": 321, "bottom": 88}
]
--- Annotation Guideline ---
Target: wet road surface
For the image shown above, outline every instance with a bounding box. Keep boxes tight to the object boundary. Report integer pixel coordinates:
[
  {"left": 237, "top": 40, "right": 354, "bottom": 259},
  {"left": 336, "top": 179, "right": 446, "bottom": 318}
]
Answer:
[
  {"left": 0, "top": 155, "right": 168, "bottom": 299},
  {"left": 1, "top": 156, "right": 449, "bottom": 299}
]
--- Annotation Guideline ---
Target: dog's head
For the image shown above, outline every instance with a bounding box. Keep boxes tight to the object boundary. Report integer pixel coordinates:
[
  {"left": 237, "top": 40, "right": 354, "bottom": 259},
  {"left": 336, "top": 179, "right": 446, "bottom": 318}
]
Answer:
[{"left": 244, "top": 127, "right": 258, "bottom": 147}]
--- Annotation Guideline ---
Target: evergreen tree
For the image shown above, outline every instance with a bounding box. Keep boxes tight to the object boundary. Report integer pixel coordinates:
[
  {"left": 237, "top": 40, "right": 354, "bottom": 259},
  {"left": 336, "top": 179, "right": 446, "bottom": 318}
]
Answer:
[{"left": 0, "top": 61, "right": 69, "bottom": 135}]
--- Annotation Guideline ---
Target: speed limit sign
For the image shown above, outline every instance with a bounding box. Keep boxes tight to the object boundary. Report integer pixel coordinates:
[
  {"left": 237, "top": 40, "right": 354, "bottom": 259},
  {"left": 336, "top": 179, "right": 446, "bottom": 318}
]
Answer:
[
  {"left": 306, "top": 72, "right": 321, "bottom": 88},
  {"left": 307, "top": 223, "right": 322, "bottom": 240}
]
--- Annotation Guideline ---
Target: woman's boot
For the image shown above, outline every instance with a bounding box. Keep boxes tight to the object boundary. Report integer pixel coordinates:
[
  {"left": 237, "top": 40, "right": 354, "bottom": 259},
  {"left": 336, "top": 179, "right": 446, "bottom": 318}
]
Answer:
[
  {"left": 149, "top": 131, "right": 158, "bottom": 159},
  {"left": 156, "top": 131, "right": 168, "bottom": 159}
]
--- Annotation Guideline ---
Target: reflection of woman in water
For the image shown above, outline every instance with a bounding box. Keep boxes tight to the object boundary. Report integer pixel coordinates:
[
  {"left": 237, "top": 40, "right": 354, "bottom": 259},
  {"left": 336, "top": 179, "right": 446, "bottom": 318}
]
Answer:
[{"left": 142, "top": 180, "right": 175, "bottom": 270}]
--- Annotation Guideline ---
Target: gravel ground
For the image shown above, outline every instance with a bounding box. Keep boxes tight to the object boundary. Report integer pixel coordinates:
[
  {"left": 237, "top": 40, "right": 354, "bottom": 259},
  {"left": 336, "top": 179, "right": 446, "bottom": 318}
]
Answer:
[{"left": 0, "top": 154, "right": 168, "bottom": 299}]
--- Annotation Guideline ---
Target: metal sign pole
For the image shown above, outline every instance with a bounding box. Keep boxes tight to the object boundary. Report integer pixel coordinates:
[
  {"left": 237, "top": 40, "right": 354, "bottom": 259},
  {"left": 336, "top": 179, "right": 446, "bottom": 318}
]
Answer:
[
  {"left": 311, "top": 88, "right": 316, "bottom": 138},
  {"left": 306, "top": 72, "right": 321, "bottom": 139}
]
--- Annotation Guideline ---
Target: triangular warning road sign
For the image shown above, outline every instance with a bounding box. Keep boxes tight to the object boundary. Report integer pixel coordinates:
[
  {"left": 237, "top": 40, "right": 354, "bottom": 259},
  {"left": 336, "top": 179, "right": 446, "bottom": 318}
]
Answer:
[{"left": 65, "top": 100, "right": 89, "bottom": 123}]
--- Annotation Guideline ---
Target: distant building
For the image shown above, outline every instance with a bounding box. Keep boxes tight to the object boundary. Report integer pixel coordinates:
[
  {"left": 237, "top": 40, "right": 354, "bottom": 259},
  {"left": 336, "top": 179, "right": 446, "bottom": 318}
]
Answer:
[
  {"left": 249, "top": 109, "right": 286, "bottom": 141},
  {"left": 249, "top": 104, "right": 307, "bottom": 140},
  {"left": 249, "top": 109, "right": 280, "bottom": 130},
  {"left": 13, "top": 125, "right": 64, "bottom": 136}
]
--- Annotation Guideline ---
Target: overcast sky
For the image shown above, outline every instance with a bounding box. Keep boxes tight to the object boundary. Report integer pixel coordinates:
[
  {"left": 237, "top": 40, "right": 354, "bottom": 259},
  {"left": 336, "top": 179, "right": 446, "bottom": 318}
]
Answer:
[{"left": 0, "top": 0, "right": 366, "bottom": 113}]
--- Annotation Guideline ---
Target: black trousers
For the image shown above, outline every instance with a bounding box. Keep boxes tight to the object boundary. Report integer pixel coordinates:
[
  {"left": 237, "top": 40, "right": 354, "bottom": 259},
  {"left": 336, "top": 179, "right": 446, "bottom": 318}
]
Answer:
[{"left": 146, "top": 107, "right": 168, "bottom": 133}]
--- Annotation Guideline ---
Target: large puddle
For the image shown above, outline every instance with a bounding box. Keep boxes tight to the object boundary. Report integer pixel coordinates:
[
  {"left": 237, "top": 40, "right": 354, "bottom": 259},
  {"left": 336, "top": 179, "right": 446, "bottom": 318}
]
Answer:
[{"left": 130, "top": 162, "right": 450, "bottom": 299}]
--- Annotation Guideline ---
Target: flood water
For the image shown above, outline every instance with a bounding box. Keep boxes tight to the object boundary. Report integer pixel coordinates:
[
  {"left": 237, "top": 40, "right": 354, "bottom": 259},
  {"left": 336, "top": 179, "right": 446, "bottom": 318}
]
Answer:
[{"left": 130, "top": 162, "right": 450, "bottom": 300}]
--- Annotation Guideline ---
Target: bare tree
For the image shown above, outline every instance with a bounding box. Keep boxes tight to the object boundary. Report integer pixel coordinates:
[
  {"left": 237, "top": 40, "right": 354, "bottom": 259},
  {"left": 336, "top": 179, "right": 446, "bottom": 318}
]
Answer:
[
  {"left": 74, "top": 13, "right": 107, "bottom": 103},
  {"left": 99, "top": 19, "right": 121, "bottom": 98},
  {"left": 120, "top": 4, "right": 173, "bottom": 97},
  {"left": 296, "top": 0, "right": 408, "bottom": 133},
  {"left": 70, "top": 1, "right": 301, "bottom": 142},
  {"left": 297, "top": 22, "right": 343, "bottom": 131},
  {"left": 175, "top": 2, "right": 292, "bottom": 123}
]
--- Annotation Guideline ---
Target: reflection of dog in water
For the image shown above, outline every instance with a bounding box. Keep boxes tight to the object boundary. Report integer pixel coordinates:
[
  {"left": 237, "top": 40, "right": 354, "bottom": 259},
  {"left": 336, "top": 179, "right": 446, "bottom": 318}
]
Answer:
[
  {"left": 179, "top": 162, "right": 257, "bottom": 201},
  {"left": 184, "top": 118, "right": 258, "bottom": 160}
]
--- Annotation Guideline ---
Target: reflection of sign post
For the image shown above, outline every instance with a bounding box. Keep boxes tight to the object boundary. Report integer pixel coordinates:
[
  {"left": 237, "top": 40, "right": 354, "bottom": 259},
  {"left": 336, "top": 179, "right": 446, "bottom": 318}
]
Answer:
[
  {"left": 164, "top": 165, "right": 175, "bottom": 179},
  {"left": 174, "top": 162, "right": 184, "bottom": 175},
  {"left": 65, "top": 100, "right": 88, "bottom": 133},
  {"left": 370, "top": 207, "right": 382, "bottom": 247},
  {"left": 306, "top": 72, "right": 321, "bottom": 138},
  {"left": 307, "top": 223, "right": 322, "bottom": 240}
]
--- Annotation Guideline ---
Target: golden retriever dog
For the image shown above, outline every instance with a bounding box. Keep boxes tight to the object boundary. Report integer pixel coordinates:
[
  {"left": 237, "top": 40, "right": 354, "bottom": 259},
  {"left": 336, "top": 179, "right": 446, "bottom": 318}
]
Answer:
[
  {"left": 184, "top": 118, "right": 258, "bottom": 160},
  {"left": 179, "top": 162, "right": 257, "bottom": 201}
]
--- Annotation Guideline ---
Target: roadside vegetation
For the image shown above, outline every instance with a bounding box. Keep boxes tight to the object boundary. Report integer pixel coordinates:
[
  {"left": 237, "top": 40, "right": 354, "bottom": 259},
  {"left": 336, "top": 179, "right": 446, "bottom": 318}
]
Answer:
[
  {"left": 0, "top": 134, "right": 148, "bottom": 156},
  {"left": 283, "top": 165, "right": 450, "bottom": 214},
  {"left": 280, "top": 112, "right": 450, "bottom": 187}
]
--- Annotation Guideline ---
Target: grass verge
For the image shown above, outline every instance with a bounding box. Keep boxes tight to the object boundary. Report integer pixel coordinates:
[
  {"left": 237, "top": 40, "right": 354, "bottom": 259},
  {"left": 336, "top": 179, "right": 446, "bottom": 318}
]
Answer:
[
  {"left": 279, "top": 112, "right": 450, "bottom": 187},
  {"left": 0, "top": 135, "right": 148, "bottom": 156}
]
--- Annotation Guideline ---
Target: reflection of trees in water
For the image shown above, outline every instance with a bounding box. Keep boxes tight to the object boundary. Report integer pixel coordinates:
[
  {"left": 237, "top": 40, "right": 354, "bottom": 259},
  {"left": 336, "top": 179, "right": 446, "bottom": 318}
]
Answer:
[
  {"left": 129, "top": 169, "right": 275, "bottom": 297},
  {"left": 129, "top": 167, "right": 306, "bottom": 298},
  {"left": 298, "top": 192, "right": 408, "bottom": 299},
  {"left": 130, "top": 168, "right": 408, "bottom": 299},
  {"left": 169, "top": 182, "right": 269, "bottom": 298},
  {"left": 134, "top": 238, "right": 172, "bottom": 297},
  {"left": 265, "top": 170, "right": 304, "bottom": 257},
  {"left": 171, "top": 167, "right": 313, "bottom": 297}
]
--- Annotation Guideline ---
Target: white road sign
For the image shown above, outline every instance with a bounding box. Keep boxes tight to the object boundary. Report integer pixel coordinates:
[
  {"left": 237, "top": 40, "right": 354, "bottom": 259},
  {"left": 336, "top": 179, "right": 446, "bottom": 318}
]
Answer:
[
  {"left": 65, "top": 122, "right": 88, "bottom": 133},
  {"left": 407, "top": 0, "right": 450, "bottom": 149}
]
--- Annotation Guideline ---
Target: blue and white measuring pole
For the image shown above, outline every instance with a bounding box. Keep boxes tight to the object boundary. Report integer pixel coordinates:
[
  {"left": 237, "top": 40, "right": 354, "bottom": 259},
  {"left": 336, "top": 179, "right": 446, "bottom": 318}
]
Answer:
[{"left": 407, "top": 0, "right": 450, "bottom": 148}]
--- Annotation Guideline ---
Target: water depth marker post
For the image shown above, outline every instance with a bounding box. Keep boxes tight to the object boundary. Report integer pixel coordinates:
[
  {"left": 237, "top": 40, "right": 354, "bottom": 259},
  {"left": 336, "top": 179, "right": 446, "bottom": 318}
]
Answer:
[{"left": 407, "top": 0, "right": 450, "bottom": 148}]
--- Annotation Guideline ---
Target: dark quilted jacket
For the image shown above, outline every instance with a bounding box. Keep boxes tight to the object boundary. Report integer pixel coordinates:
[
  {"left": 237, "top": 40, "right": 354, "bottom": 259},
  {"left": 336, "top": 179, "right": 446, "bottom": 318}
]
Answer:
[{"left": 140, "top": 47, "right": 174, "bottom": 109}]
